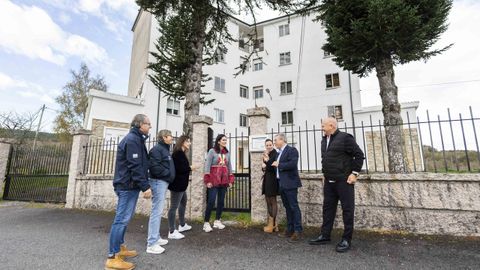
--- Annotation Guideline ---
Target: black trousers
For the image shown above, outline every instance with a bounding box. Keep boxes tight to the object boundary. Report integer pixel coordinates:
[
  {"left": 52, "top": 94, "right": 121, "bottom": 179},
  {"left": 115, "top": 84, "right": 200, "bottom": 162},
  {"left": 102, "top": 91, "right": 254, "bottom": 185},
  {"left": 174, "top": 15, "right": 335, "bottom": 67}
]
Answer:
[{"left": 320, "top": 179, "right": 355, "bottom": 241}]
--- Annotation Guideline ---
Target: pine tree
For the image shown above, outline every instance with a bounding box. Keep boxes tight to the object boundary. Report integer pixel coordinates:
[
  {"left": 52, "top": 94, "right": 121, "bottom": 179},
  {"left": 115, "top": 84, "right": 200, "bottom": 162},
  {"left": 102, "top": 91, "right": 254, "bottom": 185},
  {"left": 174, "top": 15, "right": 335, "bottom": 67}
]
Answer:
[
  {"left": 136, "top": 0, "right": 300, "bottom": 137},
  {"left": 314, "top": 0, "right": 452, "bottom": 172}
]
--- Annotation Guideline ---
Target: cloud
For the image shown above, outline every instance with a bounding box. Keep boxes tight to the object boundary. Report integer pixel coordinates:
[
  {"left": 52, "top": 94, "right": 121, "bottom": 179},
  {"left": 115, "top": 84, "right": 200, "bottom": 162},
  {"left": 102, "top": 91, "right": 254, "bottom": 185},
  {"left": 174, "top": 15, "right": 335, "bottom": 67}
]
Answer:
[
  {"left": 42, "top": 0, "right": 138, "bottom": 35},
  {"left": 0, "top": 72, "right": 28, "bottom": 90},
  {"left": 0, "top": 71, "right": 57, "bottom": 104},
  {"left": 0, "top": 1, "right": 109, "bottom": 66},
  {"left": 359, "top": 0, "right": 480, "bottom": 116}
]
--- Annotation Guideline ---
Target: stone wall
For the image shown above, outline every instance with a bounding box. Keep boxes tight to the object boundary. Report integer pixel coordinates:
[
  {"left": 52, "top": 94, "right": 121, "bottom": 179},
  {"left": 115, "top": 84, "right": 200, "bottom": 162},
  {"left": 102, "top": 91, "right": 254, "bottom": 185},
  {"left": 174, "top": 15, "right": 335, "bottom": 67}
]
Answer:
[
  {"left": 91, "top": 119, "right": 130, "bottom": 139},
  {"left": 298, "top": 173, "right": 480, "bottom": 236},
  {"left": 70, "top": 175, "right": 189, "bottom": 218},
  {"left": 67, "top": 172, "right": 480, "bottom": 236},
  {"left": 365, "top": 128, "right": 424, "bottom": 172}
]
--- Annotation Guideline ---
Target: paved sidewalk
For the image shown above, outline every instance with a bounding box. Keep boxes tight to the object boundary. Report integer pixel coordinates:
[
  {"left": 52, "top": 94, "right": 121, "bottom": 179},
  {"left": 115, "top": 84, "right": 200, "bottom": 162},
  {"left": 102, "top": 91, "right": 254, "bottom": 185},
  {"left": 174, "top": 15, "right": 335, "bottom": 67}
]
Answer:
[{"left": 0, "top": 202, "right": 478, "bottom": 270}]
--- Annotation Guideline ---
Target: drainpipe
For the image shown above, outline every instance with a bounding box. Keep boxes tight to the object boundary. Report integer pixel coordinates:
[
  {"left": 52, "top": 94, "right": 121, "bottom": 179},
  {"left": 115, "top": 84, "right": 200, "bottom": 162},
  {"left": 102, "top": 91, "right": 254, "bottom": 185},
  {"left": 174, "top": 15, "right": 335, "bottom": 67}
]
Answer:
[
  {"left": 156, "top": 88, "right": 161, "bottom": 136},
  {"left": 348, "top": 71, "right": 356, "bottom": 137}
]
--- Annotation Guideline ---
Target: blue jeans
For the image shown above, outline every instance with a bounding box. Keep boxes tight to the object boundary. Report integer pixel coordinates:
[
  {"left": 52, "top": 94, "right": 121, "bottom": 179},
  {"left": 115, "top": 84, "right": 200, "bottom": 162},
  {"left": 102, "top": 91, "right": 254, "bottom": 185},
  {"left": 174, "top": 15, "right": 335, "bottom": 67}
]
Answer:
[
  {"left": 147, "top": 179, "right": 169, "bottom": 246},
  {"left": 280, "top": 187, "right": 303, "bottom": 233},
  {"left": 204, "top": 187, "right": 227, "bottom": 222},
  {"left": 108, "top": 189, "right": 140, "bottom": 256}
]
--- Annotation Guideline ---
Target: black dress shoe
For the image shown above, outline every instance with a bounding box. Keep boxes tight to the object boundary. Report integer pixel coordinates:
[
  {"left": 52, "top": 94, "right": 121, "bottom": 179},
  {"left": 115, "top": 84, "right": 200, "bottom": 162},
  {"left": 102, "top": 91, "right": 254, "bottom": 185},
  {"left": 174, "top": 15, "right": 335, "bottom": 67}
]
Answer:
[
  {"left": 308, "top": 234, "right": 331, "bottom": 245},
  {"left": 335, "top": 239, "right": 351, "bottom": 253}
]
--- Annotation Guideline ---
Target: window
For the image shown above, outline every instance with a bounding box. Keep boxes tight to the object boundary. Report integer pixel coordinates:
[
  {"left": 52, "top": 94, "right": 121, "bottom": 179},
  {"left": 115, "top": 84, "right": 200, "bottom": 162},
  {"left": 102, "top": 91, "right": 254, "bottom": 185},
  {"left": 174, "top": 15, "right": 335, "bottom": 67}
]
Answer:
[
  {"left": 239, "top": 85, "right": 249, "bottom": 99},
  {"left": 214, "top": 76, "right": 226, "bottom": 92},
  {"left": 281, "top": 111, "right": 294, "bottom": 125},
  {"left": 253, "top": 38, "right": 264, "bottom": 51},
  {"left": 253, "top": 86, "right": 263, "bottom": 99},
  {"left": 328, "top": 105, "right": 343, "bottom": 121},
  {"left": 240, "top": 57, "right": 250, "bottom": 71},
  {"left": 253, "top": 58, "right": 263, "bottom": 71},
  {"left": 239, "top": 38, "right": 249, "bottom": 52},
  {"left": 325, "top": 73, "right": 340, "bottom": 88},
  {"left": 280, "top": 81, "right": 293, "bottom": 95},
  {"left": 215, "top": 47, "right": 226, "bottom": 62},
  {"left": 239, "top": 114, "right": 248, "bottom": 127},
  {"left": 214, "top": 108, "right": 225, "bottom": 123},
  {"left": 280, "top": 52, "right": 291, "bottom": 65},
  {"left": 166, "top": 99, "right": 180, "bottom": 115},
  {"left": 279, "top": 24, "right": 290, "bottom": 37}
]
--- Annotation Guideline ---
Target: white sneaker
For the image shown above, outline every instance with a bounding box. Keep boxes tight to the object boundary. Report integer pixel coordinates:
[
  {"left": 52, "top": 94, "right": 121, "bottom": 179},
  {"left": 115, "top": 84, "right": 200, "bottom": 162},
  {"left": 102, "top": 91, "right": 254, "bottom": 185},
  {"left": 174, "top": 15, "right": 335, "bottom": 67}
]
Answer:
[
  {"left": 155, "top": 238, "right": 168, "bottom": 246},
  {"left": 168, "top": 230, "right": 185, "bottom": 240},
  {"left": 203, "top": 222, "right": 213, "bottom": 233},
  {"left": 178, "top": 223, "right": 192, "bottom": 232},
  {"left": 146, "top": 244, "right": 165, "bottom": 254},
  {"left": 213, "top": 220, "right": 225, "bottom": 230}
]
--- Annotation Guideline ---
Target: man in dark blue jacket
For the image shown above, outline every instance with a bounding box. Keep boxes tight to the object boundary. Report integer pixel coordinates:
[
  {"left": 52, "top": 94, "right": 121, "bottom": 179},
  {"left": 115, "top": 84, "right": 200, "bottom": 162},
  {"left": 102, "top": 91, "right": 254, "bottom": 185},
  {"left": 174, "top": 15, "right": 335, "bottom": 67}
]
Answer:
[
  {"left": 106, "top": 114, "right": 152, "bottom": 270},
  {"left": 309, "top": 117, "right": 364, "bottom": 253},
  {"left": 271, "top": 133, "right": 303, "bottom": 242}
]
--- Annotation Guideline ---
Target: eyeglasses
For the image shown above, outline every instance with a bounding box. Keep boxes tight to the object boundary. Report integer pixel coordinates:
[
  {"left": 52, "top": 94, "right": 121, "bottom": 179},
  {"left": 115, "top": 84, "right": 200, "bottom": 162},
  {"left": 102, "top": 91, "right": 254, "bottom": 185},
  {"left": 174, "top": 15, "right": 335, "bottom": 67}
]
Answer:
[{"left": 142, "top": 122, "right": 151, "bottom": 126}]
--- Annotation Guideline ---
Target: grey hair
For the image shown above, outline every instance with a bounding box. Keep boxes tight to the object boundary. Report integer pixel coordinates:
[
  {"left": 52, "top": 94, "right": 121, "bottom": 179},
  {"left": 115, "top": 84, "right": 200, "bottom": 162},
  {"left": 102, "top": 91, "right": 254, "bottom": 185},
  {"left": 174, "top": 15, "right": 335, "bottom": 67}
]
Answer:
[
  {"left": 324, "top": 117, "right": 338, "bottom": 128},
  {"left": 275, "top": 133, "right": 287, "bottom": 143},
  {"left": 157, "top": 129, "right": 172, "bottom": 142},
  {"left": 130, "top": 114, "right": 147, "bottom": 128}
]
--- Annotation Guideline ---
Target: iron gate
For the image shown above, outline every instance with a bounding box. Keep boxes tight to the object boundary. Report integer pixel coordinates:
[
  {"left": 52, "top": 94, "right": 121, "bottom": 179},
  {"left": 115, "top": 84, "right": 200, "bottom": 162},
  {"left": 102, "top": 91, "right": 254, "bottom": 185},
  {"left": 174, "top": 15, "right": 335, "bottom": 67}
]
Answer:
[
  {"left": 207, "top": 128, "right": 251, "bottom": 212},
  {"left": 3, "top": 143, "right": 71, "bottom": 203}
]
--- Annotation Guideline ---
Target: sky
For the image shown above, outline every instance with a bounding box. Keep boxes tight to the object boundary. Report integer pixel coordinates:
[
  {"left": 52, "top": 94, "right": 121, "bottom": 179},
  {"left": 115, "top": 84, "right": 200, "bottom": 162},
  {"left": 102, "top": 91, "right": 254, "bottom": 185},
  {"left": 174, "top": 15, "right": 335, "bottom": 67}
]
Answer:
[{"left": 0, "top": 0, "right": 479, "bottom": 133}]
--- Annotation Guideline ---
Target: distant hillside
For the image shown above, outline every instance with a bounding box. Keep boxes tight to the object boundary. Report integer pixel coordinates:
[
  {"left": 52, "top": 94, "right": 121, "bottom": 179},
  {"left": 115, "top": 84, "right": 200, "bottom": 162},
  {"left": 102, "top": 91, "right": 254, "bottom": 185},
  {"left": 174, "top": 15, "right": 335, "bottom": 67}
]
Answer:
[{"left": 0, "top": 129, "right": 70, "bottom": 143}]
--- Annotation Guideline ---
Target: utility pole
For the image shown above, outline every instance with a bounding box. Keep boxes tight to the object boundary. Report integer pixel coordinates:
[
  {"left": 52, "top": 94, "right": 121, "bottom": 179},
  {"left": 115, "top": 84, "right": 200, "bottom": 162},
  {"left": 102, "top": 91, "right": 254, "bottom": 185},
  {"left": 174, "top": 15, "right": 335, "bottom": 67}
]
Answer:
[{"left": 32, "top": 104, "right": 45, "bottom": 151}]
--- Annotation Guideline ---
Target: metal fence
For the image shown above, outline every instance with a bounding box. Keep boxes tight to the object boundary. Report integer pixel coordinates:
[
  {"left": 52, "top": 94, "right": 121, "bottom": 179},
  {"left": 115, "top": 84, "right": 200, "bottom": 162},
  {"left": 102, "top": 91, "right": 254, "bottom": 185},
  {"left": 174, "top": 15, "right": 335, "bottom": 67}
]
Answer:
[
  {"left": 82, "top": 129, "right": 252, "bottom": 212},
  {"left": 267, "top": 107, "right": 480, "bottom": 173},
  {"left": 82, "top": 133, "right": 181, "bottom": 175},
  {"left": 3, "top": 143, "right": 71, "bottom": 203}
]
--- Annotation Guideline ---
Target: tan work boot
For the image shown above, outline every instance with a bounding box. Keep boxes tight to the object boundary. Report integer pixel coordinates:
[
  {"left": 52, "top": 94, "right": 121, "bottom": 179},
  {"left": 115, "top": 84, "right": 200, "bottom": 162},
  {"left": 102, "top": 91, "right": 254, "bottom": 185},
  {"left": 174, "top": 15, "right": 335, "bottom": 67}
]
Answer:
[
  {"left": 105, "top": 255, "right": 135, "bottom": 270},
  {"left": 118, "top": 244, "right": 138, "bottom": 258},
  {"left": 273, "top": 218, "right": 279, "bottom": 232},
  {"left": 263, "top": 216, "right": 274, "bottom": 233}
]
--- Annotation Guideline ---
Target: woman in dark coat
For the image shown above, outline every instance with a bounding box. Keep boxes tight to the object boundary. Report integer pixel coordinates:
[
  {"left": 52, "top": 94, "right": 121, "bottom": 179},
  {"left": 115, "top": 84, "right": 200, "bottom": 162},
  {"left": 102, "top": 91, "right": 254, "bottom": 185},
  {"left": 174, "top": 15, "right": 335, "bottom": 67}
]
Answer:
[
  {"left": 167, "top": 135, "right": 194, "bottom": 240},
  {"left": 262, "top": 138, "right": 279, "bottom": 233}
]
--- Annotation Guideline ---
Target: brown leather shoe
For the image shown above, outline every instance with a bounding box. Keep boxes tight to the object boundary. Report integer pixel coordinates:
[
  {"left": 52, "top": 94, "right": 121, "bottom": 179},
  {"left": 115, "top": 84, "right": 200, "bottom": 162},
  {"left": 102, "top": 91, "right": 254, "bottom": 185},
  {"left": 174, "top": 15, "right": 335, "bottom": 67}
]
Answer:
[
  {"left": 278, "top": 230, "right": 293, "bottom": 238},
  {"left": 288, "top": 232, "right": 303, "bottom": 243},
  {"left": 105, "top": 255, "right": 135, "bottom": 270},
  {"left": 118, "top": 244, "right": 138, "bottom": 258}
]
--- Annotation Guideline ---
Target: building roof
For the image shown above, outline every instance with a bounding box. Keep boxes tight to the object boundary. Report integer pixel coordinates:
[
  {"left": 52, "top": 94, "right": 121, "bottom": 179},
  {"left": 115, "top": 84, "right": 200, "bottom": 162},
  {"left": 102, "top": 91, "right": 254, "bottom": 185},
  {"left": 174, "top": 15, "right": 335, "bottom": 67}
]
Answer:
[
  {"left": 353, "top": 101, "right": 420, "bottom": 114},
  {"left": 131, "top": 7, "right": 316, "bottom": 32}
]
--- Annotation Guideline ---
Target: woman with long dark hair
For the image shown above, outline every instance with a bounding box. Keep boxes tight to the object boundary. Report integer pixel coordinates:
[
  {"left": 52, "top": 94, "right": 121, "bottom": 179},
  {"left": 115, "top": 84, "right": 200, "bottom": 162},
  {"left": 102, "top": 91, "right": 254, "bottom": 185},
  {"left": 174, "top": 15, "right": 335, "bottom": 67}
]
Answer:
[
  {"left": 203, "top": 134, "right": 235, "bottom": 232},
  {"left": 167, "top": 135, "right": 194, "bottom": 240},
  {"left": 262, "top": 138, "right": 279, "bottom": 233}
]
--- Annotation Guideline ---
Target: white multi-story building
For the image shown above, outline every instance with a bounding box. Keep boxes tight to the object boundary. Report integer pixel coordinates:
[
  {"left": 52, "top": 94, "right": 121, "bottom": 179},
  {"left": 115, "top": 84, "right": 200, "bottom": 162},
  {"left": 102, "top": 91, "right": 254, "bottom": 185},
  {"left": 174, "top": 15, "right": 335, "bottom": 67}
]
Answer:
[{"left": 84, "top": 10, "right": 420, "bottom": 171}]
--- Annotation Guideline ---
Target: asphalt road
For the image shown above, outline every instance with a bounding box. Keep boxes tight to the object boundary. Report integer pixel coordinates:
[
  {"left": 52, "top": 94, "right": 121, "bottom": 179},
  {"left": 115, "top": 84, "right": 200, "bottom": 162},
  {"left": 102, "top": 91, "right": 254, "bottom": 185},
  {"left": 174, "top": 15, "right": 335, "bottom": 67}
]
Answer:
[{"left": 0, "top": 202, "right": 478, "bottom": 270}]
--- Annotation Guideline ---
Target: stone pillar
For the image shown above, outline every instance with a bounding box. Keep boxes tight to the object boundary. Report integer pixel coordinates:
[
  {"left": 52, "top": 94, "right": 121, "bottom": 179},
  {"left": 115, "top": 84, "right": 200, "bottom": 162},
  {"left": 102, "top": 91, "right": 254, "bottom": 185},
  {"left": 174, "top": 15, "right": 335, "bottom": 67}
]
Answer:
[
  {"left": 0, "top": 142, "right": 12, "bottom": 198},
  {"left": 247, "top": 107, "right": 270, "bottom": 223},
  {"left": 65, "top": 129, "right": 92, "bottom": 209},
  {"left": 188, "top": 115, "right": 213, "bottom": 220}
]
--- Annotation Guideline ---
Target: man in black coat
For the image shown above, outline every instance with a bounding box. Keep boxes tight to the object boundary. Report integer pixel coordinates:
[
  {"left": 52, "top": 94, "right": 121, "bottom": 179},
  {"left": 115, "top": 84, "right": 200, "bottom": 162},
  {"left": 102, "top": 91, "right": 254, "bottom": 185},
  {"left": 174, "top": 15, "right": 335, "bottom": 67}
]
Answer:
[
  {"left": 106, "top": 114, "right": 152, "bottom": 270},
  {"left": 309, "top": 117, "right": 364, "bottom": 253}
]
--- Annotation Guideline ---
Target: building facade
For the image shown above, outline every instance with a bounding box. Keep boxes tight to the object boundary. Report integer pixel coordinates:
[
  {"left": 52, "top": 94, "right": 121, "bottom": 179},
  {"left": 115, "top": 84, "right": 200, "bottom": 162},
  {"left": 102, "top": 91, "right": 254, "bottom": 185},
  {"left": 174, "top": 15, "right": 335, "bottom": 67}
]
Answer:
[{"left": 83, "top": 10, "right": 420, "bottom": 171}]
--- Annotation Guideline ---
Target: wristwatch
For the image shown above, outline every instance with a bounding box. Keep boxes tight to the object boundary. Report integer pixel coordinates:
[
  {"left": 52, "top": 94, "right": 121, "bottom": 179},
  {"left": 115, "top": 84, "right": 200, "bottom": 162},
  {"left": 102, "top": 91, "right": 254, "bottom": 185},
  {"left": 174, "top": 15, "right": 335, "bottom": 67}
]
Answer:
[{"left": 351, "top": 171, "right": 359, "bottom": 177}]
